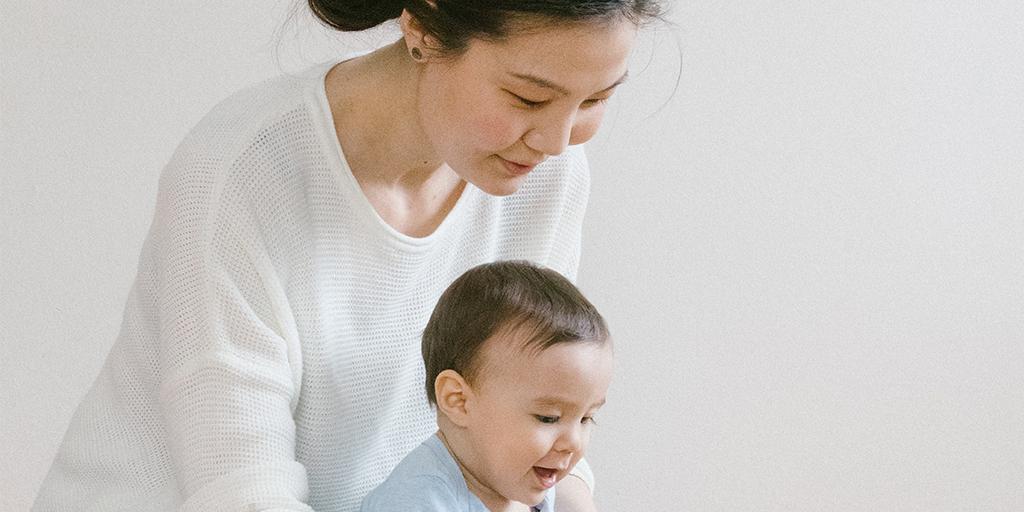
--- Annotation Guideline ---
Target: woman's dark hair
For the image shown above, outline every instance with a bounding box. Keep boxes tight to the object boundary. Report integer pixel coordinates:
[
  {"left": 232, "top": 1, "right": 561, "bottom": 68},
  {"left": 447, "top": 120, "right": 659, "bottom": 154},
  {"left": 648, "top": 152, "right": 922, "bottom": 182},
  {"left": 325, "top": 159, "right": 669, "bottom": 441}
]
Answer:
[
  {"left": 308, "top": 0, "right": 664, "bottom": 56},
  {"left": 421, "top": 260, "right": 610, "bottom": 405}
]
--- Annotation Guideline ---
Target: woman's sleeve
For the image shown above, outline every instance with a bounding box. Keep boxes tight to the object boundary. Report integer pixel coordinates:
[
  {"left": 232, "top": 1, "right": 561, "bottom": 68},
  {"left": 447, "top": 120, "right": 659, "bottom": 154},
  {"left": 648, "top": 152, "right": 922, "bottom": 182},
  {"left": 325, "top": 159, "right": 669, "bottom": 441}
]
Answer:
[
  {"left": 567, "top": 458, "right": 595, "bottom": 492},
  {"left": 150, "top": 132, "right": 311, "bottom": 511},
  {"left": 547, "top": 145, "right": 592, "bottom": 282}
]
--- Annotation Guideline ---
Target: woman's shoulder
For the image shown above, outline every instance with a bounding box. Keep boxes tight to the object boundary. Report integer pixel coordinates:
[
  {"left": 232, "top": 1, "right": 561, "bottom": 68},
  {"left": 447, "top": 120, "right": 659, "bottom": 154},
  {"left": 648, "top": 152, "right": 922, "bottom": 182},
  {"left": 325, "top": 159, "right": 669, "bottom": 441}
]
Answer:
[
  {"left": 152, "top": 64, "right": 335, "bottom": 226},
  {"left": 176, "top": 64, "right": 330, "bottom": 164},
  {"left": 158, "top": 63, "right": 336, "bottom": 191}
]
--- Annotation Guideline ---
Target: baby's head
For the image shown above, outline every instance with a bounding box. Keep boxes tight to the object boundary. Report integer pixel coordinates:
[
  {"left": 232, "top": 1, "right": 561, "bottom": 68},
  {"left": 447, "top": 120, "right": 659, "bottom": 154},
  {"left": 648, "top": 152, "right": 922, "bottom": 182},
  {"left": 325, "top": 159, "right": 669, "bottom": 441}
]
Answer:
[{"left": 422, "top": 260, "right": 613, "bottom": 508}]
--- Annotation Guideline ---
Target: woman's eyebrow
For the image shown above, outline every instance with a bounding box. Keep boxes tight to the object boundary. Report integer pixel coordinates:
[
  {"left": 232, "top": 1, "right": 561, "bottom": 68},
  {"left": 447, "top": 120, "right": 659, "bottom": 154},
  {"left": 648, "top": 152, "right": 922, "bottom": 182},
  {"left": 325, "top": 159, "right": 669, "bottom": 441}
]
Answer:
[{"left": 509, "top": 71, "right": 630, "bottom": 96}]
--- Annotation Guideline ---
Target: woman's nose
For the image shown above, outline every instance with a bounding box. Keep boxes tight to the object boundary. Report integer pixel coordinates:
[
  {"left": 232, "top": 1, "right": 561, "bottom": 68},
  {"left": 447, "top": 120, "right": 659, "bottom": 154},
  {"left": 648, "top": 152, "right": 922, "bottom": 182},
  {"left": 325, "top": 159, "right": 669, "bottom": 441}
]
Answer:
[{"left": 524, "top": 112, "right": 574, "bottom": 157}]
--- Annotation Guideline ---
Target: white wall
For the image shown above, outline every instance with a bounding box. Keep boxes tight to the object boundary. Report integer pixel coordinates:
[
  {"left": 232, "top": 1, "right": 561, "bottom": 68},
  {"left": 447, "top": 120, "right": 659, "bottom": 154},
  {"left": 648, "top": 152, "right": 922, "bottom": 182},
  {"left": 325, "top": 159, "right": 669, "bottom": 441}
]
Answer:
[{"left": 3, "top": 2, "right": 1022, "bottom": 511}]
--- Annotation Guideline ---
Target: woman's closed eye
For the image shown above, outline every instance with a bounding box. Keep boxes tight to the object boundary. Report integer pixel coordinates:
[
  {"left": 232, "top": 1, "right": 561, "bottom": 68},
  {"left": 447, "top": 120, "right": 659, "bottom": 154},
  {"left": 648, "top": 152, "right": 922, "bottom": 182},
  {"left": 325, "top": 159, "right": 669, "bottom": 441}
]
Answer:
[
  {"left": 507, "top": 90, "right": 548, "bottom": 108},
  {"left": 503, "top": 90, "right": 606, "bottom": 109},
  {"left": 534, "top": 415, "right": 560, "bottom": 424}
]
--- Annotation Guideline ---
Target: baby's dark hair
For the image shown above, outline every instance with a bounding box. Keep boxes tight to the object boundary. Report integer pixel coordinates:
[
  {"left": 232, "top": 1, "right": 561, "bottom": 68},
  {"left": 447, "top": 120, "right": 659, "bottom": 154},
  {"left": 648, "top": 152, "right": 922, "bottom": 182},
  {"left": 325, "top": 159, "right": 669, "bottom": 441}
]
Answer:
[
  {"left": 421, "top": 260, "right": 610, "bottom": 405},
  {"left": 308, "top": 0, "right": 664, "bottom": 57}
]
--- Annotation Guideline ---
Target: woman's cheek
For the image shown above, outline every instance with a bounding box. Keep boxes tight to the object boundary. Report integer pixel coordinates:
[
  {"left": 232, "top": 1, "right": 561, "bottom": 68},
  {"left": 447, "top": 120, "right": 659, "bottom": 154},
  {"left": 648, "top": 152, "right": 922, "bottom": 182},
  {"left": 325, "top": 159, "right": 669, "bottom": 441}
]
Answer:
[{"left": 472, "top": 109, "right": 526, "bottom": 150}]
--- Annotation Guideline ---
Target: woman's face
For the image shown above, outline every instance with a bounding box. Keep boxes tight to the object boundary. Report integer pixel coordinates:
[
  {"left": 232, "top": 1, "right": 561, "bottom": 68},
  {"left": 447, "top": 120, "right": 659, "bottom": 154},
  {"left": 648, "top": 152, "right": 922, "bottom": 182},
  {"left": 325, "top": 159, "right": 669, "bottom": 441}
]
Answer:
[{"left": 413, "top": 18, "right": 638, "bottom": 196}]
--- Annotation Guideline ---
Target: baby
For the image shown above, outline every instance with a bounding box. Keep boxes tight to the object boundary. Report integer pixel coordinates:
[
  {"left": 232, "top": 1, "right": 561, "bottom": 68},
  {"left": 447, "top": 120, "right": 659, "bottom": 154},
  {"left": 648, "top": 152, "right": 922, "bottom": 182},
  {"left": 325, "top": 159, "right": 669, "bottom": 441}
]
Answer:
[{"left": 360, "top": 260, "right": 614, "bottom": 512}]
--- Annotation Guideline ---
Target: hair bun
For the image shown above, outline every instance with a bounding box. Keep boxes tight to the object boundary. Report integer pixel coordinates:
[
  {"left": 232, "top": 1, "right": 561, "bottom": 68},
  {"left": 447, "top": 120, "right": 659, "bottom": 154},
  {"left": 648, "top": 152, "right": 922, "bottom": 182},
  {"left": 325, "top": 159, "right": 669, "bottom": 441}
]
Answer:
[{"left": 308, "top": 0, "right": 406, "bottom": 32}]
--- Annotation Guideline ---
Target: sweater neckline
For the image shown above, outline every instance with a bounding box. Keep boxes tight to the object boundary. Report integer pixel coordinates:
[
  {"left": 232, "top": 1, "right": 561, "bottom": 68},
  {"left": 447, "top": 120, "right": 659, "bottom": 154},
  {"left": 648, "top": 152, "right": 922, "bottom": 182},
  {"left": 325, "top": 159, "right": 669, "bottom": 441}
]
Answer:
[{"left": 309, "top": 58, "right": 479, "bottom": 250}]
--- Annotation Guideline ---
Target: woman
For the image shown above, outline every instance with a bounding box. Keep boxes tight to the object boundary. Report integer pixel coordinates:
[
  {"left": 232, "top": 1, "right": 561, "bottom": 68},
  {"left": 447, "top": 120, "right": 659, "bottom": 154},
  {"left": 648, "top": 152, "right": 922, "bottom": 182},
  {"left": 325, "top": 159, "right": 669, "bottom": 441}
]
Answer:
[{"left": 34, "top": 1, "right": 662, "bottom": 510}]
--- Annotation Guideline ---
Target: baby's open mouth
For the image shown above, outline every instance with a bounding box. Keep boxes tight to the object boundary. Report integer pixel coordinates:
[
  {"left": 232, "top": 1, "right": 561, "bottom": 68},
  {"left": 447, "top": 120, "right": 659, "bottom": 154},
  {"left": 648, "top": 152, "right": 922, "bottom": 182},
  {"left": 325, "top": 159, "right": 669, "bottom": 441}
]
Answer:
[{"left": 532, "top": 466, "right": 559, "bottom": 489}]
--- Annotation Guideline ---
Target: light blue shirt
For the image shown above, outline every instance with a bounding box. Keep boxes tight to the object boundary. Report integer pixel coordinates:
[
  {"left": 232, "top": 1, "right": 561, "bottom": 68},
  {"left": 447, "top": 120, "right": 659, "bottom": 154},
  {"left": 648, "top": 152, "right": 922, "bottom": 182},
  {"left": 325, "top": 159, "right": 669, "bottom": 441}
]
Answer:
[{"left": 360, "top": 433, "right": 555, "bottom": 512}]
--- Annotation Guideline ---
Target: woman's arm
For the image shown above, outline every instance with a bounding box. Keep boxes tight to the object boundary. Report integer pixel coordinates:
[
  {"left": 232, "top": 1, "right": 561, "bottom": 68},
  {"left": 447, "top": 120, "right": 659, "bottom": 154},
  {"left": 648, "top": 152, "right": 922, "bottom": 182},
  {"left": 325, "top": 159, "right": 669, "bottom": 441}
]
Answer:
[{"left": 151, "top": 127, "right": 312, "bottom": 510}]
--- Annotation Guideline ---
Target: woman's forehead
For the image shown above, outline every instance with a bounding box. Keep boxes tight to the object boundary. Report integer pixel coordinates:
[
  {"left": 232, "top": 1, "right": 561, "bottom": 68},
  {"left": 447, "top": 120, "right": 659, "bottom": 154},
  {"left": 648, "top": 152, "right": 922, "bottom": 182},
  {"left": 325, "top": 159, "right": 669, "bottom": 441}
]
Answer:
[{"left": 463, "top": 19, "right": 637, "bottom": 91}]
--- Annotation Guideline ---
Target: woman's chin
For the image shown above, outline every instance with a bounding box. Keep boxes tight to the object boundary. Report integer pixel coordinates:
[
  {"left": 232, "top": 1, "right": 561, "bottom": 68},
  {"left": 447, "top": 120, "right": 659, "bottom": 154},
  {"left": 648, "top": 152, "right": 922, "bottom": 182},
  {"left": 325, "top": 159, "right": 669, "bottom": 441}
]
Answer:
[{"left": 471, "top": 176, "right": 527, "bottom": 197}]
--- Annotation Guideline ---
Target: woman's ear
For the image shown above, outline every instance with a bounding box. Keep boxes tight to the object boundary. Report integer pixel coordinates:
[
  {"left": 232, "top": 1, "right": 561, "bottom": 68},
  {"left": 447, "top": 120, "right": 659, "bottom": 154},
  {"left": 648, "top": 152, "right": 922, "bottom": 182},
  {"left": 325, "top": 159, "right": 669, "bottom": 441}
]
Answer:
[
  {"left": 435, "top": 369, "right": 472, "bottom": 427},
  {"left": 399, "top": 8, "right": 438, "bottom": 61},
  {"left": 399, "top": 9, "right": 426, "bottom": 57}
]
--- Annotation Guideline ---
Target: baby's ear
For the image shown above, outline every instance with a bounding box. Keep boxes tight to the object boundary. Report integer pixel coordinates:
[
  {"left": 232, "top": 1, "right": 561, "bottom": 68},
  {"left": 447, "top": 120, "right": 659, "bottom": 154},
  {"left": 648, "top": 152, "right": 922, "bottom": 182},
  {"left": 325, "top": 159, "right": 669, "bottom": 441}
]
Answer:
[{"left": 435, "top": 369, "right": 472, "bottom": 427}]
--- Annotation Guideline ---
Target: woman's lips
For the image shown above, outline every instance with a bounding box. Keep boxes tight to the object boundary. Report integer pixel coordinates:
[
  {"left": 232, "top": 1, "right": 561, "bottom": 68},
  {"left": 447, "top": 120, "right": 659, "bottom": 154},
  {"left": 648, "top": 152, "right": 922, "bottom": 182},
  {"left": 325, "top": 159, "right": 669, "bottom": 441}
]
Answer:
[{"left": 499, "top": 157, "right": 539, "bottom": 177}]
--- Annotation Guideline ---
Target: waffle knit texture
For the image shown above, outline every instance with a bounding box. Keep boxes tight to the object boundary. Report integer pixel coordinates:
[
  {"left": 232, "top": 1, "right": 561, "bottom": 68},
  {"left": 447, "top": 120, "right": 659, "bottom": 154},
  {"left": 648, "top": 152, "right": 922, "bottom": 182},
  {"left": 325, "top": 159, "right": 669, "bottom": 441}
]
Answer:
[{"left": 32, "top": 61, "right": 593, "bottom": 512}]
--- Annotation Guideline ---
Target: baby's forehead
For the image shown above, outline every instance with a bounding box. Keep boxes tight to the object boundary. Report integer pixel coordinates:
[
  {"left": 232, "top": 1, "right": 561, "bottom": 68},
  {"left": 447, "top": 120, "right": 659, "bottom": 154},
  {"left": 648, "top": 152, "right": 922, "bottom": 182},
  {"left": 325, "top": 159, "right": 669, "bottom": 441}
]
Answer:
[
  {"left": 477, "top": 358, "right": 611, "bottom": 413},
  {"left": 474, "top": 334, "right": 613, "bottom": 382}
]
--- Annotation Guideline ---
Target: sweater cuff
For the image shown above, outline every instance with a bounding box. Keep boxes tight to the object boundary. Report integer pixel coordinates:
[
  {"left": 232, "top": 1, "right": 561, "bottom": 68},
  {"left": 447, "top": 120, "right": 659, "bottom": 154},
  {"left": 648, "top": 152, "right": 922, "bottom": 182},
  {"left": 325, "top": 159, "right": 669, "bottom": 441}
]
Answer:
[
  {"left": 179, "top": 461, "right": 314, "bottom": 512},
  {"left": 568, "top": 457, "right": 595, "bottom": 493}
]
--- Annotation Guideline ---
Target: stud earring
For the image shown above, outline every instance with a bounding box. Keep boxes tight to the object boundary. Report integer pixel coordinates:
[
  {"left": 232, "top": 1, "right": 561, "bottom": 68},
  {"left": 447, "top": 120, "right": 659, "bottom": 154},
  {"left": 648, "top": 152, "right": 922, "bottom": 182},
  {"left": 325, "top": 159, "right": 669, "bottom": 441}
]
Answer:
[{"left": 410, "top": 47, "right": 424, "bottom": 61}]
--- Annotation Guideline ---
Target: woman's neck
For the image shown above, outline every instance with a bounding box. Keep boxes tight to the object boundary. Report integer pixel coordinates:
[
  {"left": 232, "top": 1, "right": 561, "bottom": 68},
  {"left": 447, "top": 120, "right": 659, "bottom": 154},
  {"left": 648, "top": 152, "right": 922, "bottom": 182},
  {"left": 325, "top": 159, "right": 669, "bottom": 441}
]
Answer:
[{"left": 325, "top": 40, "right": 465, "bottom": 237}]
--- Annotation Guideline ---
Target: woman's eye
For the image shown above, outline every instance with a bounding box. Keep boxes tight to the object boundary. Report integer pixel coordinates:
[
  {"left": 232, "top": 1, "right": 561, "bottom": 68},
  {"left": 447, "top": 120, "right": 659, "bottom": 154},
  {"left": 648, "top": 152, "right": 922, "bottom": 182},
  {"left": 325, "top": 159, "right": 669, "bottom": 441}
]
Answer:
[
  {"left": 535, "top": 415, "right": 559, "bottom": 424},
  {"left": 582, "top": 416, "right": 597, "bottom": 425},
  {"left": 519, "top": 97, "right": 543, "bottom": 107},
  {"left": 507, "top": 91, "right": 546, "bottom": 108},
  {"left": 582, "top": 98, "right": 609, "bottom": 108}
]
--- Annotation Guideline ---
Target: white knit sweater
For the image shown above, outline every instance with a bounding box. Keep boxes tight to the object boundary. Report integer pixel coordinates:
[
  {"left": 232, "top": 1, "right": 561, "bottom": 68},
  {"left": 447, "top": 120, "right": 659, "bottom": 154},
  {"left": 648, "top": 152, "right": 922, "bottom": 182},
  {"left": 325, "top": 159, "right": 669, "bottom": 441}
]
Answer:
[{"left": 34, "top": 61, "right": 592, "bottom": 512}]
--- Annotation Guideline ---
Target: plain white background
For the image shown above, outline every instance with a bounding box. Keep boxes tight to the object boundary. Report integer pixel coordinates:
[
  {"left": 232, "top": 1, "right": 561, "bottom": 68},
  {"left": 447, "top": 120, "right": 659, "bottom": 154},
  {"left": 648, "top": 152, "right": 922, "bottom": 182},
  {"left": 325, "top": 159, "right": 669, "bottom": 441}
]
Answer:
[{"left": 3, "top": 1, "right": 1023, "bottom": 510}]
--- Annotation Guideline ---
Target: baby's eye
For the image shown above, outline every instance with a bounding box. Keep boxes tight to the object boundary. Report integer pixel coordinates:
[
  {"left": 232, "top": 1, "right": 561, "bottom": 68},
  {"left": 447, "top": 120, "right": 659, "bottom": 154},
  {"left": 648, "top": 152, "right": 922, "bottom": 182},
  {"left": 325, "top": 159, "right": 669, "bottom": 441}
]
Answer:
[
  {"left": 581, "top": 98, "right": 608, "bottom": 108},
  {"left": 534, "top": 415, "right": 559, "bottom": 424},
  {"left": 582, "top": 416, "right": 597, "bottom": 425}
]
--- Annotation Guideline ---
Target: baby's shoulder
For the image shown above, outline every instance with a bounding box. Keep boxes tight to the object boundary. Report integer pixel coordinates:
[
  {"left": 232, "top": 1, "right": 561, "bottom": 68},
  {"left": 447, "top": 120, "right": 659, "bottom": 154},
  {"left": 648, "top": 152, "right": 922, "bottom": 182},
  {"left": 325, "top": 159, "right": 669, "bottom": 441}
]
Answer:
[
  {"left": 359, "top": 473, "right": 461, "bottom": 512},
  {"left": 360, "top": 436, "right": 484, "bottom": 512}
]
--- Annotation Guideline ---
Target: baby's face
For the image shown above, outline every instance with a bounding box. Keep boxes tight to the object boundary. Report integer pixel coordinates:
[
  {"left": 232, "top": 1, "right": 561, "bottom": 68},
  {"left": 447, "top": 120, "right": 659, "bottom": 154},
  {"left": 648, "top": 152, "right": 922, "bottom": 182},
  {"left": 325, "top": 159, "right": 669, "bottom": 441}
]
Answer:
[{"left": 461, "top": 334, "right": 614, "bottom": 506}]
